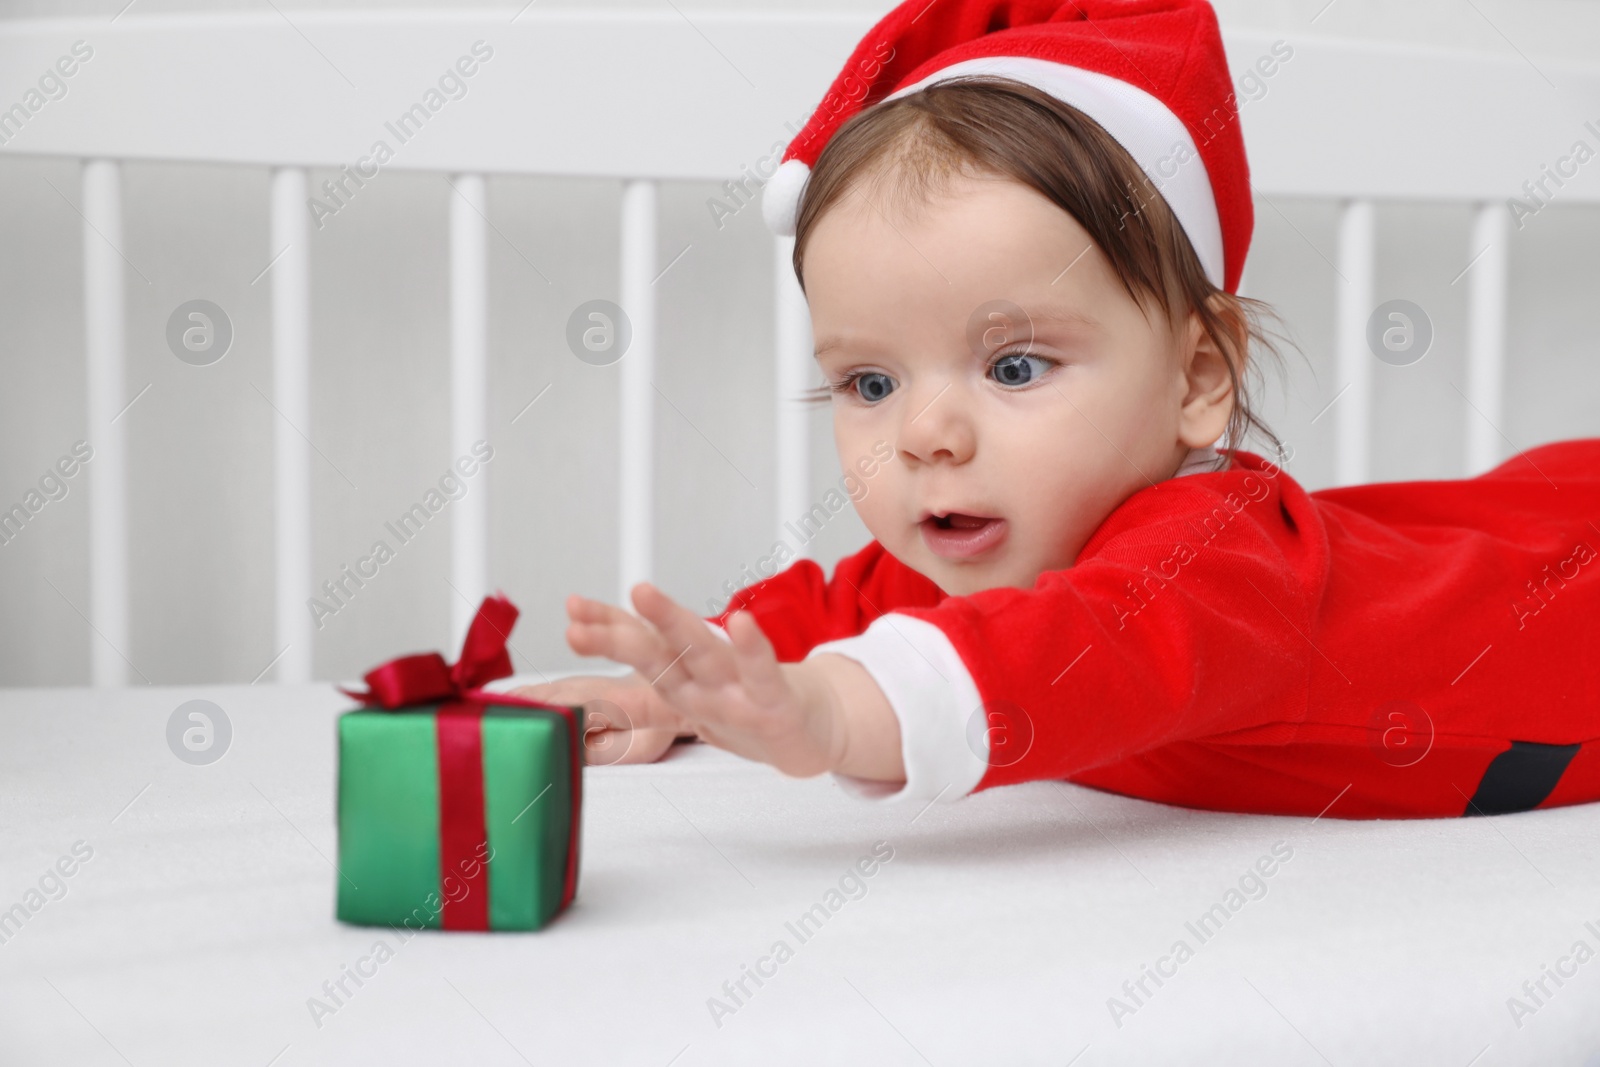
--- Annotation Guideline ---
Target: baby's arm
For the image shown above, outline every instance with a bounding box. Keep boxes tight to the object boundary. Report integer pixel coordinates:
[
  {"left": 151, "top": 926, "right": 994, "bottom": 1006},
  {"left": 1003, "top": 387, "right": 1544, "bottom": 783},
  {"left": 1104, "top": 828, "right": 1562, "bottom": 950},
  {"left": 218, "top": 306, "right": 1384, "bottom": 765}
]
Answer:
[
  {"left": 806, "top": 652, "right": 905, "bottom": 783},
  {"left": 557, "top": 582, "right": 909, "bottom": 784}
]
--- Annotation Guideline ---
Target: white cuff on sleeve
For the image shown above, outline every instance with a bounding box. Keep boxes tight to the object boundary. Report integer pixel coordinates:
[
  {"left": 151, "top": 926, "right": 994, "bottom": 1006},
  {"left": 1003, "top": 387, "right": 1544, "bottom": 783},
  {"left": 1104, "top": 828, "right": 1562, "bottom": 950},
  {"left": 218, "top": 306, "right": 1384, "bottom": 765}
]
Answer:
[{"left": 808, "top": 613, "right": 988, "bottom": 805}]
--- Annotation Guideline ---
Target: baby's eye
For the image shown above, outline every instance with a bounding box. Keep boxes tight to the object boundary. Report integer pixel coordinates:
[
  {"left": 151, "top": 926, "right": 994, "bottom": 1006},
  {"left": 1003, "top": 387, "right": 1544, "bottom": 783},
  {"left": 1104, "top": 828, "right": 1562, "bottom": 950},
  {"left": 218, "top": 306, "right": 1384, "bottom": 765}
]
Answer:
[
  {"left": 989, "top": 351, "right": 1054, "bottom": 388},
  {"left": 833, "top": 371, "right": 895, "bottom": 403}
]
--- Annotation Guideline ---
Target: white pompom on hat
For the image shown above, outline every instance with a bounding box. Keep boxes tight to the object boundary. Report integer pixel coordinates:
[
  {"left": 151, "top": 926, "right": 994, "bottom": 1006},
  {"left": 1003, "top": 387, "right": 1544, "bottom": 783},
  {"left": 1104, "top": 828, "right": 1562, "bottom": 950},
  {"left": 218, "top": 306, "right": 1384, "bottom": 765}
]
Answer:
[{"left": 760, "top": 158, "right": 815, "bottom": 236}]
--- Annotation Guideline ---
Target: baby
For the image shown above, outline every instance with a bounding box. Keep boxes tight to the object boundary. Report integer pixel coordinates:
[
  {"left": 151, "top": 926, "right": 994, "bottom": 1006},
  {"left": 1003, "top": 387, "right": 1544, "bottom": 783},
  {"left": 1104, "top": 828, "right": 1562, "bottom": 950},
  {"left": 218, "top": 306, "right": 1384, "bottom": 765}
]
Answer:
[{"left": 516, "top": 0, "right": 1600, "bottom": 819}]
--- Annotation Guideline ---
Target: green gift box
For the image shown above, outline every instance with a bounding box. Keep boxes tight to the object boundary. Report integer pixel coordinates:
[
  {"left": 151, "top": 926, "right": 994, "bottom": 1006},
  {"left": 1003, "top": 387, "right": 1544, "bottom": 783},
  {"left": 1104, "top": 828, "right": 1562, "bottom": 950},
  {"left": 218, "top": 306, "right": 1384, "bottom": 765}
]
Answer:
[{"left": 334, "top": 595, "right": 585, "bottom": 932}]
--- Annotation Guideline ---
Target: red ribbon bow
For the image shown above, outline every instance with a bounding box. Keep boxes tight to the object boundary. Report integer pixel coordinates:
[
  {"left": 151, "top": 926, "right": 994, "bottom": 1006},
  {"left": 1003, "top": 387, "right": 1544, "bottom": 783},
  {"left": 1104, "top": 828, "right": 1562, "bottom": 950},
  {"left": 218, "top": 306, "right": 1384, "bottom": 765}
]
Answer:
[
  {"left": 342, "top": 593, "right": 521, "bottom": 709},
  {"left": 344, "top": 593, "right": 581, "bottom": 929}
]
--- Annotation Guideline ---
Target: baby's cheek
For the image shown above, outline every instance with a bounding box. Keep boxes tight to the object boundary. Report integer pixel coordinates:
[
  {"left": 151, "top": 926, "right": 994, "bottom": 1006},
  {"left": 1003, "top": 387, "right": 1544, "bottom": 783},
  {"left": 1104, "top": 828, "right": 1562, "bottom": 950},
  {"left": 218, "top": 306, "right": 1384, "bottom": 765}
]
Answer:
[
  {"left": 853, "top": 493, "right": 898, "bottom": 547},
  {"left": 1028, "top": 485, "right": 1095, "bottom": 568}
]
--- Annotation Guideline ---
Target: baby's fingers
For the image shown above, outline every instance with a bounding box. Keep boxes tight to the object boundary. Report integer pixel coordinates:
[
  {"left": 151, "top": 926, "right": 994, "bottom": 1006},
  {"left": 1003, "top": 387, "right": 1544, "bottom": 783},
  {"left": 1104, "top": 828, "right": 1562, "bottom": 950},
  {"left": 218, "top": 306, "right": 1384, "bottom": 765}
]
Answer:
[
  {"left": 565, "top": 594, "right": 637, "bottom": 628},
  {"left": 511, "top": 679, "right": 614, "bottom": 713},
  {"left": 725, "top": 609, "right": 790, "bottom": 709},
  {"left": 510, "top": 681, "right": 576, "bottom": 705},
  {"left": 627, "top": 582, "right": 737, "bottom": 689},
  {"left": 563, "top": 593, "right": 667, "bottom": 673},
  {"left": 586, "top": 725, "right": 680, "bottom": 766}
]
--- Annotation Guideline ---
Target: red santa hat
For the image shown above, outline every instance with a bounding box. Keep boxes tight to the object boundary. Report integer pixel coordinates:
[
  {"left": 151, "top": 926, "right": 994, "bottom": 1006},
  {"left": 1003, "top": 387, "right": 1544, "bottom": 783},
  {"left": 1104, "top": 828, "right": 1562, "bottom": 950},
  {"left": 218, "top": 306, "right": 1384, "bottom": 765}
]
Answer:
[{"left": 762, "top": 0, "right": 1252, "bottom": 293}]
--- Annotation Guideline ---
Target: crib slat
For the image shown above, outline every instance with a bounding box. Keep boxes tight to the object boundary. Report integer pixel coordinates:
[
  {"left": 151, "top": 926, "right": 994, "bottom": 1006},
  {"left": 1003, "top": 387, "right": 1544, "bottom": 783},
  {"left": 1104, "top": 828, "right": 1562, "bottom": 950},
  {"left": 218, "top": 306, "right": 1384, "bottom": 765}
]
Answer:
[
  {"left": 1333, "top": 198, "right": 1375, "bottom": 486},
  {"left": 83, "top": 159, "right": 129, "bottom": 687},
  {"left": 450, "top": 174, "right": 490, "bottom": 647},
  {"left": 271, "top": 167, "right": 313, "bottom": 683},
  {"left": 618, "top": 180, "right": 656, "bottom": 607},
  {"left": 774, "top": 236, "right": 811, "bottom": 558},
  {"left": 1465, "top": 202, "right": 1509, "bottom": 475}
]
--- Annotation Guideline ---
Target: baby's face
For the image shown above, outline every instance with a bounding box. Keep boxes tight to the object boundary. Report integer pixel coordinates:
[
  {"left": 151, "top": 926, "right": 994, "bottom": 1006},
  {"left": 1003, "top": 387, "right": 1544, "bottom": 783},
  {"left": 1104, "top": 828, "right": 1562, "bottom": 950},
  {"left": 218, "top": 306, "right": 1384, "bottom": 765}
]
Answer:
[{"left": 805, "top": 172, "right": 1205, "bottom": 595}]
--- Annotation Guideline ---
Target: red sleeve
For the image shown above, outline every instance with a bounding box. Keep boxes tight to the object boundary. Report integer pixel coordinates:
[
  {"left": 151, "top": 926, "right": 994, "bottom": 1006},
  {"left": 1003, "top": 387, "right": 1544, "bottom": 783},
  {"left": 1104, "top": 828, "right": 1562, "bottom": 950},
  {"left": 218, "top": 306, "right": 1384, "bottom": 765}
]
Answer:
[
  {"left": 885, "top": 455, "right": 1326, "bottom": 794},
  {"left": 700, "top": 540, "right": 946, "bottom": 662}
]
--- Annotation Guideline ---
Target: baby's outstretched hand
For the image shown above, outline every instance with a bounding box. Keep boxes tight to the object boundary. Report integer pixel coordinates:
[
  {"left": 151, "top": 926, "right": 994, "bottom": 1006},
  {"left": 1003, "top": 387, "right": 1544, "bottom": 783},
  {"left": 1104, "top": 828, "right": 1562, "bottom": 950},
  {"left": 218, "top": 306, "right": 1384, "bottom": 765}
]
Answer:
[{"left": 561, "top": 582, "right": 845, "bottom": 779}]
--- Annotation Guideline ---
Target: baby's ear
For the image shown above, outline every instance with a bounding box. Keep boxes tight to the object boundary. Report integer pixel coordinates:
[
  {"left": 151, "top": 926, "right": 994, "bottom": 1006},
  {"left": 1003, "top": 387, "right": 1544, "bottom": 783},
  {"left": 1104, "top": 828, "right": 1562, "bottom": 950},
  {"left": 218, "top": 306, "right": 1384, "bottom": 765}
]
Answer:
[{"left": 1176, "top": 300, "right": 1238, "bottom": 449}]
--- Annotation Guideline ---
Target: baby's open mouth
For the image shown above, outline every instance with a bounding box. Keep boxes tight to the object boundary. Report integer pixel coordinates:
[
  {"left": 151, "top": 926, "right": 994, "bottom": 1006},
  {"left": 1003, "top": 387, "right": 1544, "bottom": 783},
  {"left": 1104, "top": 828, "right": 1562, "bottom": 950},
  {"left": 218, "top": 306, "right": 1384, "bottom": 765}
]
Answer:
[
  {"left": 931, "top": 513, "right": 992, "bottom": 530},
  {"left": 919, "top": 511, "right": 1008, "bottom": 559}
]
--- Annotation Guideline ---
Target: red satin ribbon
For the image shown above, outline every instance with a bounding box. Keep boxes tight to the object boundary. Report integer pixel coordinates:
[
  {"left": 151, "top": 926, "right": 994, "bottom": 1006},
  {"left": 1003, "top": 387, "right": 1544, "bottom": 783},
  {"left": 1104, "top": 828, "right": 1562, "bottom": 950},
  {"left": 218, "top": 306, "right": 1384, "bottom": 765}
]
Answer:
[
  {"left": 435, "top": 706, "right": 489, "bottom": 930},
  {"left": 343, "top": 593, "right": 583, "bottom": 928}
]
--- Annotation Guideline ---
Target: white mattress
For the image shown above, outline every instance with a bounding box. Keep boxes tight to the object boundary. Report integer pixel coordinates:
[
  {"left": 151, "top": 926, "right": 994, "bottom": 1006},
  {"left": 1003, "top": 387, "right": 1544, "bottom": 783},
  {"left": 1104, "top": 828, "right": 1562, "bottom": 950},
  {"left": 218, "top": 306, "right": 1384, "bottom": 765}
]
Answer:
[{"left": 2, "top": 680, "right": 1597, "bottom": 1065}]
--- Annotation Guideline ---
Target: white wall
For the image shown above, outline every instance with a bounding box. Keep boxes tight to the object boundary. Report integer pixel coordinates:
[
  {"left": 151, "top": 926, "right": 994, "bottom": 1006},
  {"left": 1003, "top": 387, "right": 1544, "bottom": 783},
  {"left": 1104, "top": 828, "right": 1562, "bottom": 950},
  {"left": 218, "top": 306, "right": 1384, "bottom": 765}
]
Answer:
[{"left": 1, "top": 0, "right": 1597, "bottom": 687}]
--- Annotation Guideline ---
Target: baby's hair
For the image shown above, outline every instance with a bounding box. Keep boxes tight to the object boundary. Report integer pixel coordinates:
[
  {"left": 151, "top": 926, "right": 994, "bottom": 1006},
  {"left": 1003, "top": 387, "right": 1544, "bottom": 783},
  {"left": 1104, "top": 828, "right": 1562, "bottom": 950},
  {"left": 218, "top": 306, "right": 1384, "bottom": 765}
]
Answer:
[{"left": 789, "top": 75, "right": 1300, "bottom": 470}]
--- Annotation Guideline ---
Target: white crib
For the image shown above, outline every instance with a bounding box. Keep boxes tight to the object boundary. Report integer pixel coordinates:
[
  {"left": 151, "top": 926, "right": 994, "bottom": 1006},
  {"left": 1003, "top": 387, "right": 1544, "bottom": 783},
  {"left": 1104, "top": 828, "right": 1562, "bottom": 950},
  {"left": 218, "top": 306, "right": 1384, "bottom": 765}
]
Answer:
[{"left": 1, "top": 9, "right": 1598, "bottom": 687}]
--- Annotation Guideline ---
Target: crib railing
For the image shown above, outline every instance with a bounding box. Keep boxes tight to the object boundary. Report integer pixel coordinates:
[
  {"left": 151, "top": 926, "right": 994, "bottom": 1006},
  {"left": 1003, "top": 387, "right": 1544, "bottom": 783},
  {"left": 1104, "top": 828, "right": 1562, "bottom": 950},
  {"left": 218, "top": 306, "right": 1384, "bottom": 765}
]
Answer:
[{"left": 2, "top": 11, "right": 1597, "bottom": 686}]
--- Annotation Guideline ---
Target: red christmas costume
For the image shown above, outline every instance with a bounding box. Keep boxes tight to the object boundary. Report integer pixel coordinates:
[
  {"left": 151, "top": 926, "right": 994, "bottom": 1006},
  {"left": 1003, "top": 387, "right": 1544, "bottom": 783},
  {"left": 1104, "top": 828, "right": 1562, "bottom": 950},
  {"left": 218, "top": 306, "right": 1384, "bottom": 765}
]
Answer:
[{"left": 705, "top": 441, "right": 1600, "bottom": 819}]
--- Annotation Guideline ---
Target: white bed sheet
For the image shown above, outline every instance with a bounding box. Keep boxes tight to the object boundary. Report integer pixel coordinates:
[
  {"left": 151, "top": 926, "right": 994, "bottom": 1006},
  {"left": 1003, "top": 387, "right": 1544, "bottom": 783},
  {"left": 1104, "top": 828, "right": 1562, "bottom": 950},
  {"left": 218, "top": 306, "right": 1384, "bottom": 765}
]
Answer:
[{"left": 1, "top": 681, "right": 1598, "bottom": 1066}]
